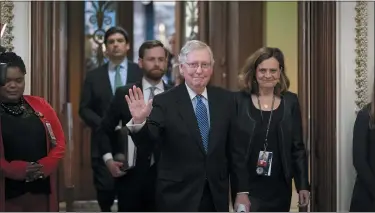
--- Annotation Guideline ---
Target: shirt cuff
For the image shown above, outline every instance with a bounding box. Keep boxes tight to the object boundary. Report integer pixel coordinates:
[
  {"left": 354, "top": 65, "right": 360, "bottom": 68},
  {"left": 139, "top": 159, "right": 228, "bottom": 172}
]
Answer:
[
  {"left": 237, "top": 192, "right": 249, "bottom": 194},
  {"left": 103, "top": 153, "right": 113, "bottom": 163},
  {"left": 126, "top": 119, "right": 146, "bottom": 133}
]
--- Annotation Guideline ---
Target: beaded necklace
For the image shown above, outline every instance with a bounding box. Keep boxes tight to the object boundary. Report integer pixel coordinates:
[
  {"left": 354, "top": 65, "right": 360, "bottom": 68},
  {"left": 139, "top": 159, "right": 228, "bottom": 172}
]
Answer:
[{"left": 0, "top": 98, "right": 25, "bottom": 116}]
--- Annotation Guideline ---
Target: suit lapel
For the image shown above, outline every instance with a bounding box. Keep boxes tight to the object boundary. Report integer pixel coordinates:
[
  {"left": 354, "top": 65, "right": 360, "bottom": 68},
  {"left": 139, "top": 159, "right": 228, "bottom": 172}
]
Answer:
[
  {"left": 99, "top": 63, "right": 114, "bottom": 98},
  {"left": 163, "top": 82, "right": 172, "bottom": 91},
  {"left": 136, "top": 81, "right": 143, "bottom": 91},
  {"left": 127, "top": 62, "right": 141, "bottom": 84},
  {"left": 206, "top": 87, "right": 220, "bottom": 155},
  {"left": 175, "top": 85, "right": 206, "bottom": 154}
]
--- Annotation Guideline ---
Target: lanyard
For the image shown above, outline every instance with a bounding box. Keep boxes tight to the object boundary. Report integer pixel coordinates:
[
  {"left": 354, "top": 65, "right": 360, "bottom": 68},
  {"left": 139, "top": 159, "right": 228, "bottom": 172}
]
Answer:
[{"left": 257, "top": 95, "right": 275, "bottom": 151}]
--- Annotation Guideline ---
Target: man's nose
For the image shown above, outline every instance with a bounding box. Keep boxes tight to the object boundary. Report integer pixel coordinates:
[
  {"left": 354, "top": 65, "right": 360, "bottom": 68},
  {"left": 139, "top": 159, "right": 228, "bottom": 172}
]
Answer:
[{"left": 196, "top": 66, "right": 203, "bottom": 73}]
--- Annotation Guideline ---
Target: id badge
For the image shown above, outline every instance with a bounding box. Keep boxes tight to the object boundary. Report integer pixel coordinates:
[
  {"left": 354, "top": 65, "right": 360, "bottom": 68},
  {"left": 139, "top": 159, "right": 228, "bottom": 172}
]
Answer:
[
  {"left": 45, "top": 121, "right": 57, "bottom": 148},
  {"left": 256, "top": 151, "right": 273, "bottom": 176}
]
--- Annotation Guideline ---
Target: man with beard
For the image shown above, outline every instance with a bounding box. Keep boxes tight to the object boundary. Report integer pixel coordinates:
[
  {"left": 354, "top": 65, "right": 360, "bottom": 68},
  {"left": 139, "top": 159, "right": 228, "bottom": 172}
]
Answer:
[{"left": 97, "top": 40, "right": 171, "bottom": 211}]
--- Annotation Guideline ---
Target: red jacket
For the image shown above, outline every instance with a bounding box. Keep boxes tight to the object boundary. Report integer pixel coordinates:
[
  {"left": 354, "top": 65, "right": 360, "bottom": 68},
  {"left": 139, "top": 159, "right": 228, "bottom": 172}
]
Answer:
[{"left": 0, "top": 95, "right": 66, "bottom": 211}]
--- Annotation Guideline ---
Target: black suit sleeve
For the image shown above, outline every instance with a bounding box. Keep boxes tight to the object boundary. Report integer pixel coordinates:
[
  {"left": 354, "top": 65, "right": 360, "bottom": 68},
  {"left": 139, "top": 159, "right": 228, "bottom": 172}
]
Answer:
[
  {"left": 291, "top": 94, "right": 310, "bottom": 191},
  {"left": 79, "top": 73, "right": 102, "bottom": 129},
  {"left": 228, "top": 93, "right": 249, "bottom": 193},
  {"left": 130, "top": 95, "right": 165, "bottom": 148},
  {"left": 98, "top": 87, "right": 130, "bottom": 156},
  {"left": 353, "top": 108, "right": 375, "bottom": 198}
]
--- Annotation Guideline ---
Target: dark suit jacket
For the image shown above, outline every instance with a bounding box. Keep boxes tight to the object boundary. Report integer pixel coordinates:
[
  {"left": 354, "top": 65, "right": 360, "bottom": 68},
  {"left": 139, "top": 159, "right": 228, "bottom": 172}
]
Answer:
[
  {"left": 130, "top": 84, "right": 249, "bottom": 212},
  {"left": 79, "top": 62, "right": 142, "bottom": 159},
  {"left": 350, "top": 104, "right": 375, "bottom": 212},
  {"left": 234, "top": 91, "right": 309, "bottom": 195},
  {"left": 98, "top": 80, "right": 172, "bottom": 168}
]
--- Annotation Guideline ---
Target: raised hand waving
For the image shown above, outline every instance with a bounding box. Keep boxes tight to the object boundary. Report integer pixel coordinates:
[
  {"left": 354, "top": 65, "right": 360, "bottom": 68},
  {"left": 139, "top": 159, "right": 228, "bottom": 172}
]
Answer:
[{"left": 125, "top": 85, "right": 153, "bottom": 124}]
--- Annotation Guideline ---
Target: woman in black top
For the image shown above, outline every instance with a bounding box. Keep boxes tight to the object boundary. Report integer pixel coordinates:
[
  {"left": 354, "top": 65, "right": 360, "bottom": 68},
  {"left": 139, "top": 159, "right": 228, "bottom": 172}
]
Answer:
[
  {"left": 350, "top": 84, "right": 375, "bottom": 212},
  {"left": 233, "top": 47, "right": 310, "bottom": 212}
]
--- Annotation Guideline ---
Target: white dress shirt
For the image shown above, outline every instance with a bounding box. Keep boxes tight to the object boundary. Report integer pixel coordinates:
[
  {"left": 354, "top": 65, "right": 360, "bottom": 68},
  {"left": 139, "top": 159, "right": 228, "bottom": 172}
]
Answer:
[{"left": 108, "top": 59, "right": 128, "bottom": 94}]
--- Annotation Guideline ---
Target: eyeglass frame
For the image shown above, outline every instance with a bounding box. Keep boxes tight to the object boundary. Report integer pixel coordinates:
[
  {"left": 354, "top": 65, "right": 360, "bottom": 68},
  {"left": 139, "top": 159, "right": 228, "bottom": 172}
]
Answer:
[{"left": 182, "top": 62, "right": 213, "bottom": 70}]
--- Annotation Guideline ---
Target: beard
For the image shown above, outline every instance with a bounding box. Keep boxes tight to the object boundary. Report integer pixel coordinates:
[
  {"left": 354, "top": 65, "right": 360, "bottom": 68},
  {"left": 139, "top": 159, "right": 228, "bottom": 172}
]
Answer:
[{"left": 144, "top": 68, "right": 165, "bottom": 81}]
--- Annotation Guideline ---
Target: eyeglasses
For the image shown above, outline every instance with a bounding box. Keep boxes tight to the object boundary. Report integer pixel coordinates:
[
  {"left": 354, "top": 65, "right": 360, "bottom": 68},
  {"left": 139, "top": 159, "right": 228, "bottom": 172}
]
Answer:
[{"left": 184, "top": 62, "right": 212, "bottom": 69}]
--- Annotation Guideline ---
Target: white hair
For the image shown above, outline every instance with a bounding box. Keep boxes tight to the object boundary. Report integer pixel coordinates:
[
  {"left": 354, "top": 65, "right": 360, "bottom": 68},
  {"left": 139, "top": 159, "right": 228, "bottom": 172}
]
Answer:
[{"left": 177, "top": 40, "right": 215, "bottom": 65}]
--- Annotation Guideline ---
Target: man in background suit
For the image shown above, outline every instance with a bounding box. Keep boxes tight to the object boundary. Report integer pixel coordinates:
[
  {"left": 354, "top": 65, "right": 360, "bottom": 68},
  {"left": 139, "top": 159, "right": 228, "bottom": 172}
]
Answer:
[
  {"left": 98, "top": 40, "right": 171, "bottom": 211},
  {"left": 124, "top": 40, "right": 250, "bottom": 212},
  {"left": 79, "top": 26, "right": 142, "bottom": 212}
]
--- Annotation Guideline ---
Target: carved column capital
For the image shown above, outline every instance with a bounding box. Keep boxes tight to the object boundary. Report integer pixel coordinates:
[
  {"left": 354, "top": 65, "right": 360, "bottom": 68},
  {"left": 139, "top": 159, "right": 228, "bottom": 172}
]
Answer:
[{"left": 0, "top": 0, "right": 14, "bottom": 51}]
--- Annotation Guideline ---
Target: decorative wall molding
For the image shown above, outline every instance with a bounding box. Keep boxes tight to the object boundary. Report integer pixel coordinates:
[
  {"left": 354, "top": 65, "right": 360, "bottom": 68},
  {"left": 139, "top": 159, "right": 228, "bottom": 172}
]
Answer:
[
  {"left": 354, "top": 1, "right": 368, "bottom": 111},
  {"left": 0, "top": 0, "right": 14, "bottom": 51}
]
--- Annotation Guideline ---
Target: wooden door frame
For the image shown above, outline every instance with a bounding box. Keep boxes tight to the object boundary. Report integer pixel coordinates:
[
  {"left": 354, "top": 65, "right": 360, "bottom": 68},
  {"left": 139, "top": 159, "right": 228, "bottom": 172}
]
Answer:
[
  {"left": 30, "top": 0, "right": 136, "bottom": 204},
  {"left": 30, "top": 0, "right": 69, "bottom": 204},
  {"left": 197, "top": 1, "right": 264, "bottom": 89},
  {"left": 298, "top": 2, "right": 337, "bottom": 211}
]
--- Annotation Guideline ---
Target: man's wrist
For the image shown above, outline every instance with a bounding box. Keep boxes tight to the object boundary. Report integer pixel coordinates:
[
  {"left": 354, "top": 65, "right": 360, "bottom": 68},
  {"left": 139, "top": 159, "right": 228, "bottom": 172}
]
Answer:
[{"left": 103, "top": 153, "right": 113, "bottom": 164}]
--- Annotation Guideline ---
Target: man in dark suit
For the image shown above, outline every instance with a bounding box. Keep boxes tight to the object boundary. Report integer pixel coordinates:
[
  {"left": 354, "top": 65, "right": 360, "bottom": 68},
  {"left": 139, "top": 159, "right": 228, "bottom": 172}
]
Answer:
[
  {"left": 124, "top": 40, "right": 251, "bottom": 212},
  {"left": 79, "top": 26, "right": 142, "bottom": 212},
  {"left": 98, "top": 40, "right": 171, "bottom": 211}
]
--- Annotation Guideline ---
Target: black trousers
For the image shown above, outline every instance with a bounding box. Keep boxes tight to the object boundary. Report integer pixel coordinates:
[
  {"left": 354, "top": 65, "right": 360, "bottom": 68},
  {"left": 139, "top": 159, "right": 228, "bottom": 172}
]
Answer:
[
  {"left": 116, "top": 164, "right": 157, "bottom": 212},
  {"left": 198, "top": 181, "right": 216, "bottom": 212},
  {"left": 92, "top": 158, "right": 116, "bottom": 212},
  {"left": 249, "top": 195, "right": 291, "bottom": 212}
]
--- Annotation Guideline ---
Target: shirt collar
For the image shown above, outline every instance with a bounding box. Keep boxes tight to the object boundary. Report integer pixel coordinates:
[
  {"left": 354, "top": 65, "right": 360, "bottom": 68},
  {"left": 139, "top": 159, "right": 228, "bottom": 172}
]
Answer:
[
  {"left": 108, "top": 58, "right": 128, "bottom": 71},
  {"left": 185, "top": 83, "right": 208, "bottom": 100},
  {"left": 142, "top": 77, "right": 164, "bottom": 91}
]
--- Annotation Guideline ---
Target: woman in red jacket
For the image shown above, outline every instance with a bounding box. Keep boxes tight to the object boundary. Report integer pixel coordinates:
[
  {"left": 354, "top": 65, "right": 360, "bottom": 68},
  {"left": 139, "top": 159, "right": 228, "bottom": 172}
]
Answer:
[{"left": 0, "top": 52, "right": 65, "bottom": 211}]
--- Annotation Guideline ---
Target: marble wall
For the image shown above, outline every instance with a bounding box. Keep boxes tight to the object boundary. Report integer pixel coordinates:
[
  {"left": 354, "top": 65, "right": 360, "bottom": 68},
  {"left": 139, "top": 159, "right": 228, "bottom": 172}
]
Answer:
[
  {"left": 13, "top": 1, "right": 31, "bottom": 94},
  {"left": 336, "top": 1, "right": 374, "bottom": 211}
]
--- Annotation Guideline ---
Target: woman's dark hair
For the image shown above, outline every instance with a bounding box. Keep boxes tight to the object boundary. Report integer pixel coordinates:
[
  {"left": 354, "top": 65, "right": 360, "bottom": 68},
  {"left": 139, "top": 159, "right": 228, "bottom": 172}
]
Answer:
[
  {"left": 238, "top": 47, "right": 290, "bottom": 96},
  {"left": 0, "top": 51, "right": 26, "bottom": 74},
  {"left": 104, "top": 26, "right": 129, "bottom": 45},
  {"left": 138, "top": 40, "right": 168, "bottom": 59}
]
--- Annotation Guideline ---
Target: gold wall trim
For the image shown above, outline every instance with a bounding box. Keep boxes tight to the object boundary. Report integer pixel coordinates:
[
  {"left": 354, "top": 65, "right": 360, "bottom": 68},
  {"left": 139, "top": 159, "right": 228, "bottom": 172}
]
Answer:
[
  {"left": 0, "top": 0, "right": 14, "bottom": 51},
  {"left": 354, "top": 1, "right": 368, "bottom": 111}
]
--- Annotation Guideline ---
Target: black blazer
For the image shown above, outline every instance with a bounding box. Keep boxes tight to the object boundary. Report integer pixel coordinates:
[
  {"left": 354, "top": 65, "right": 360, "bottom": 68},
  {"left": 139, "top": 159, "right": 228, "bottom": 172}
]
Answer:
[
  {"left": 234, "top": 90, "right": 309, "bottom": 192},
  {"left": 79, "top": 62, "right": 142, "bottom": 158},
  {"left": 98, "top": 80, "right": 172, "bottom": 167},
  {"left": 350, "top": 105, "right": 375, "bottom": 212},
  {"left": 130, "top": 84, "right": 249, "bottom": 212}
]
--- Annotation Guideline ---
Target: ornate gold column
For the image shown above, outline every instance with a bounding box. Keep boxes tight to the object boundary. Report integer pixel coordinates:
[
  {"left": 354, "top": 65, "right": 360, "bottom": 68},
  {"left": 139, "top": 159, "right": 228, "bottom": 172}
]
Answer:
[{"left": 0, "top": 0, "right": 14, "bottom": 51}]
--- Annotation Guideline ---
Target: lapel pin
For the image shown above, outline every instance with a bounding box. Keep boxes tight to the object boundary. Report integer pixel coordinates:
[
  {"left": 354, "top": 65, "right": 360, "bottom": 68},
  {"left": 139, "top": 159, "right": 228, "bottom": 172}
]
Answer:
[{"left": 35, "top": 111, "right": 44, "bottom": 118}]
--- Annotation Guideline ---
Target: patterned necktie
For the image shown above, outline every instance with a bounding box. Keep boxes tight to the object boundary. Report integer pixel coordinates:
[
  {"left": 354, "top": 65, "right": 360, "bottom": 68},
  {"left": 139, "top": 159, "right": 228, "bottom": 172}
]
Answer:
[
  {"left": 114, "top": 65, "right": 123, "bottom": 93},
  {"left": 149, "top": 86, "right": 156, "bottom": 100},
  {"left": 195, "top": 95, "right": 209, "bottom": 152}
]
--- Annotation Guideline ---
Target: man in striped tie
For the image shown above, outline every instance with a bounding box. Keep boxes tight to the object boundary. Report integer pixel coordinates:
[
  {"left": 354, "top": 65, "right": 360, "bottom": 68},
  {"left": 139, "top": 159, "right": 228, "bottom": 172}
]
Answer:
[
  {"left": 79, "top": 26, "right": 142, "bottom": 212},
  {"left": 125, "top": 40, "right": 250, "bottom": 212}
]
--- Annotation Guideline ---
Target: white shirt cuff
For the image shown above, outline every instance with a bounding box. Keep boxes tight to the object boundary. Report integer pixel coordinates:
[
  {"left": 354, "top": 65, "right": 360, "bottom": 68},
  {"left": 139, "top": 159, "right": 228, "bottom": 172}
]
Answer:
[
  {"left": 103, "top": 153, "right": 113, "bottom": 163},
  {"left": 237, "top": 192, "right": 249, "bottom": 194},
  {"left": 126, "top": 119, "right": 146, "bottom": 133}
]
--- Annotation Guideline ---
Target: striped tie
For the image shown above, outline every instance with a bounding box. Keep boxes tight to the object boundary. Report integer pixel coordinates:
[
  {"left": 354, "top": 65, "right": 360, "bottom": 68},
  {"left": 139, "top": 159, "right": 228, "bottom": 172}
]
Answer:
[
  {"left": 195, "top": 95, "right": 209, "bottom": 152},
  {"left": 149, "top": 86, "right": 156, "bottom": 100}
]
